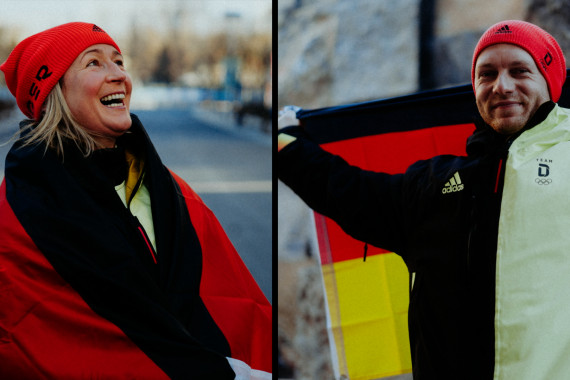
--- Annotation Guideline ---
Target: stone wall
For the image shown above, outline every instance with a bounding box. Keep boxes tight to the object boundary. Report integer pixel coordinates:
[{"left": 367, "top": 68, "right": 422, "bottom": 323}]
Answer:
[
  {"left": 278, "top": 0, "right": 419, "bottom": 110},
  {"left": 432, "top": 0, "right": 526, "bottom": 88}
]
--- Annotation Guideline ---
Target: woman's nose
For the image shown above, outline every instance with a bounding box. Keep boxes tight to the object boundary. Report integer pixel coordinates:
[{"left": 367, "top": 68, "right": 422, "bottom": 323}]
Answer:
[{"left": 106, "top": 63, "right": 127, "bottom": 82}]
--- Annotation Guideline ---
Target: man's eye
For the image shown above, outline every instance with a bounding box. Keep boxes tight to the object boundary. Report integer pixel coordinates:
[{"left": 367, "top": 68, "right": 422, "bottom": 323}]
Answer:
[
  {"left": 87, "top": 60, "right": 99, "bottom": 67},
  {"left": 115, "top": 60, "right": 124, "bottom": 67}
]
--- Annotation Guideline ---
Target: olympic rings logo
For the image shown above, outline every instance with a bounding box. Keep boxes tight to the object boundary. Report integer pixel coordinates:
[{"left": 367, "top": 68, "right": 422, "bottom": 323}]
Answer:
[{"left": 535, "top": 178, "right": 552, "bottom": 185}]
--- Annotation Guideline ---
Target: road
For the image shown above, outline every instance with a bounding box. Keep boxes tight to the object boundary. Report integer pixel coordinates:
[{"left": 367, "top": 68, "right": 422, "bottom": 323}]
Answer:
[{"left": 0, "top": 106, "right": 272, "bottom": 303}]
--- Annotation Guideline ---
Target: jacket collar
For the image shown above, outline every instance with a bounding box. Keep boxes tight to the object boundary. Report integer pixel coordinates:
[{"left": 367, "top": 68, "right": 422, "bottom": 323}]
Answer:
[{"left": 466, "top": 101, "right": 555, "bottom": 157}]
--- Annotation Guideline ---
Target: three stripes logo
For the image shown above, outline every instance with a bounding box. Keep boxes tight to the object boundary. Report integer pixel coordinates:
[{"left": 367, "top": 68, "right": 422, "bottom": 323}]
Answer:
[
  {"left": 495, "top": 25, "right": 512, "bottom": 34},
  {"left": 442, "top": 172, "right": 464, "bottom": 194}
]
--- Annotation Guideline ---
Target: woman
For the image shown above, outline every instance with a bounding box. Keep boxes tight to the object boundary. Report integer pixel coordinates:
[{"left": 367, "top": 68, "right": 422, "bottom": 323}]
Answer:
[{"left": 0, "top": 22, "right": 271, "bottom": 379}]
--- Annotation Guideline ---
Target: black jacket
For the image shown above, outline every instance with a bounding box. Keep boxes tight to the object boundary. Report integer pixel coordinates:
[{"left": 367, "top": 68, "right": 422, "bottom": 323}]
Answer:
[
  {"left": 278, "top": 102, "right": 555, "bottom": 379},
  {"left": 0, "top": 114, "right": 272, "bottom": 379}
]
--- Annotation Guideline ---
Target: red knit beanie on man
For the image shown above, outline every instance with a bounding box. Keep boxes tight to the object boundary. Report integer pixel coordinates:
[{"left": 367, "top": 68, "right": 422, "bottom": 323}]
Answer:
[
  {"left": 0, "top": 22, "right": 121, "bottom": 121},
  {"left": 471, "top": 20, "right": 566, "bottom": 102}
]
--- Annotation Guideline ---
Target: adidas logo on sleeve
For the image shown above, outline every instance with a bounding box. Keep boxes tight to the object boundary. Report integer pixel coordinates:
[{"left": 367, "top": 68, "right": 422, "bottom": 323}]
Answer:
[{"left": 442, "top": 172, "right": 464, "bottom": 194}]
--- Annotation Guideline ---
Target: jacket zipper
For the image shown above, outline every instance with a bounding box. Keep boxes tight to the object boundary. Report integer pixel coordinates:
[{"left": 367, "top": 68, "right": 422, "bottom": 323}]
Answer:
[
  {"left": 494, "top": 136, "right": 513, "bottom": 194},
  {"left": 126, "top": 167, "right": 157, "bottom": 265},
  {"left": 467, "top": 153, "right": 507, "bottom": 285},
  {"left": 134, "top": 215, "right": 158, "bottom": 264},
  {"left": 494, "top": 159, "right": 503, "bottom": 194}
]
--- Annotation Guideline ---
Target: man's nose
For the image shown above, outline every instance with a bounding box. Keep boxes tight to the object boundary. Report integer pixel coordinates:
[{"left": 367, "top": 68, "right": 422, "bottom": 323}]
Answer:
[{"left": 494, "top": 71, "right": 515, "bottom": 94}]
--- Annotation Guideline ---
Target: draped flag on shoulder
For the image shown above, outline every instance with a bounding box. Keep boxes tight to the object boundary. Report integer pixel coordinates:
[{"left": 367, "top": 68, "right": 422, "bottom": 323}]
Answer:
[
  {"left": 0, "top": 116, "right": 272, "bottom": 379},
  {"left": 294, "top": 75, "right": 570, "bottom": 379}
]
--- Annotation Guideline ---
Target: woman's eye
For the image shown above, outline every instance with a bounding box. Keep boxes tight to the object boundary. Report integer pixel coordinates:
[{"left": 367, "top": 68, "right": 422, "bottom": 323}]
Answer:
[
  {"left": 87, "top": 60, "right": 99, "bottom": 67},
  {"left": 115, "top": 60, "right": 124, "bottom": 67}
]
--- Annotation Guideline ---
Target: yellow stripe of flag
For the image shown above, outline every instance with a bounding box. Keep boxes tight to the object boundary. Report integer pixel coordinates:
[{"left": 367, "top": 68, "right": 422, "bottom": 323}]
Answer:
[{"left": 321, "top": 252, "right": 412, "bottom": 379}]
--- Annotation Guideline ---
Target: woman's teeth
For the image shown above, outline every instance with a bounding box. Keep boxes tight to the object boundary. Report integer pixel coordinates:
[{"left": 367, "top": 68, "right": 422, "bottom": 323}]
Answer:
[{"left": 100, "top": 93, "right": 125, "bottom": 107}]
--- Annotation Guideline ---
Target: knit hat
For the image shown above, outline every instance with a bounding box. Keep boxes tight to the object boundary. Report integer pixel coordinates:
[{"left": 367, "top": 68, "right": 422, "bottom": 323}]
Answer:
[
  {"left": 0, "top": 22, "right": 121, "bottom": 120},
  {"left": 471, "top": 20, "right": 566, "bottom": 102}
]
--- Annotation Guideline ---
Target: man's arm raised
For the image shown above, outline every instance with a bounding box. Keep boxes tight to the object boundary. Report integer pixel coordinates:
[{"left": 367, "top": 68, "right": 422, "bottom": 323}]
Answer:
[{"left": 277, "top": 106, "right": 301, "bottom": 151}]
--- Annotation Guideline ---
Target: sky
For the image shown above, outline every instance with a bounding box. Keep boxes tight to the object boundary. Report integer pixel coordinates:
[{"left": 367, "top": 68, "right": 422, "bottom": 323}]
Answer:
[{"left": 0, "top": 0, "right": 272, "bottom": 42}]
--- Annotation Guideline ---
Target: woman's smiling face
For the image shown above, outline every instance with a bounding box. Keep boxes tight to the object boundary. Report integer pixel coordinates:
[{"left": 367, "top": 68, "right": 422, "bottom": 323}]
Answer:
[{"left": 61, "top": 43, "right": 132, "bottom": 148}]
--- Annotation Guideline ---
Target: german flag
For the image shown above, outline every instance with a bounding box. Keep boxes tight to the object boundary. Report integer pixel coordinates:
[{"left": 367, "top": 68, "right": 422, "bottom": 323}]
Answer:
[
  {"left": 0, "top": 115, "right": 271, "bottom": 379},
  {"left": 294, "top": 82, "right": 496, "bottom": 379}
]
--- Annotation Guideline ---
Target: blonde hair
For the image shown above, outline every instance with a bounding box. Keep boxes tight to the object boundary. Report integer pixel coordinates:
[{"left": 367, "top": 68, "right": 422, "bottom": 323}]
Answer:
[{"left": 19, "top": 82, "right": 102, "bottom": 157}]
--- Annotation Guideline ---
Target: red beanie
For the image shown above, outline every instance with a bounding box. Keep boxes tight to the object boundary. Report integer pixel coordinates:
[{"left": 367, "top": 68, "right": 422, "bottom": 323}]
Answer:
[
  {"left": 0, "top": 22, "right": 121, "bottom": 120},
  {"left": 471, "top": 20, "right": 566, "bottom": 102}
]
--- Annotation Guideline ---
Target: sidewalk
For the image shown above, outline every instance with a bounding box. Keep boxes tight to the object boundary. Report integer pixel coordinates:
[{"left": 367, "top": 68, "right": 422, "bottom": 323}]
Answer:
[{"left": 189, "top": 103, "right": 272, "bottom": 148}]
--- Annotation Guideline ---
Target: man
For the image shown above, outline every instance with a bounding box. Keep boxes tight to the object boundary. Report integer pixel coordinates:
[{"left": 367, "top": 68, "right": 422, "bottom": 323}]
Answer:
[{"left": 278, "top": 20, "right": 569, "bottom": 380}]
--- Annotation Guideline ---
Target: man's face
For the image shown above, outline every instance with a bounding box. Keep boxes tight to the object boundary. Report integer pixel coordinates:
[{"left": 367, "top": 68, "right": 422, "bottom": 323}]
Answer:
[{"left": 474, "top": 43, "right": 550, "bottom": 135}]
